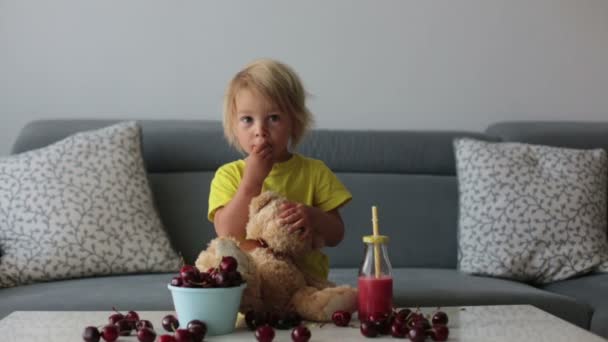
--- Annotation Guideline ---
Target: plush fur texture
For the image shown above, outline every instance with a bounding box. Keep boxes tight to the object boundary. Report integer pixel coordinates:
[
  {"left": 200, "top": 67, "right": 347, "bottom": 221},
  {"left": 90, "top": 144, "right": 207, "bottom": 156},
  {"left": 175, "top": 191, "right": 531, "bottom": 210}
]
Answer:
[{"left": 195, "top": 191, "right": 358, "bottom": 321}]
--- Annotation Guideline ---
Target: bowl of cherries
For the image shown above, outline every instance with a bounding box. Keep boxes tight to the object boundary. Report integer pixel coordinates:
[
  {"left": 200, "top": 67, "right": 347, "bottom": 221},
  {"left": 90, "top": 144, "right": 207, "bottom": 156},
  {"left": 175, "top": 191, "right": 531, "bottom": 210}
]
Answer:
[{"left": 167, "top": 256, "right": 246, "bottom": 336}]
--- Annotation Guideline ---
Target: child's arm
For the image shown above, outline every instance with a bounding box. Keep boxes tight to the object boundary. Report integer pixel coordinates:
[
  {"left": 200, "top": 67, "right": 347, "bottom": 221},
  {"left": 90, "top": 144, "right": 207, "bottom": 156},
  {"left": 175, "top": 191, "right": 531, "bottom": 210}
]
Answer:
[
  {"left": 279, "top": 203, "right": 345, "bottom": 247},
  {"left": 214, "top": 141, "right": 273, "bottom": 250}
]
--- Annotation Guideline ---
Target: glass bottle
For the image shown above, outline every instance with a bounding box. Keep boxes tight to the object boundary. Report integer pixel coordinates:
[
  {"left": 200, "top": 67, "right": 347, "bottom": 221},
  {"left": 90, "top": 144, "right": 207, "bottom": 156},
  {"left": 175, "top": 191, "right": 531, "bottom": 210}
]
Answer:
[{"left": 358, "top": 235, "right": 393, "bottom": 321}]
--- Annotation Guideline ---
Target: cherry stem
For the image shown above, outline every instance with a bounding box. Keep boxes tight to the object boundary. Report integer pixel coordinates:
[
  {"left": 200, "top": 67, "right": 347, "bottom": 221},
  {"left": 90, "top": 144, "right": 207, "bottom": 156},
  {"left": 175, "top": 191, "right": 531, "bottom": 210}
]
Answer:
[{"left": 112, "top": 306, "right": 122, "bottom": 315}]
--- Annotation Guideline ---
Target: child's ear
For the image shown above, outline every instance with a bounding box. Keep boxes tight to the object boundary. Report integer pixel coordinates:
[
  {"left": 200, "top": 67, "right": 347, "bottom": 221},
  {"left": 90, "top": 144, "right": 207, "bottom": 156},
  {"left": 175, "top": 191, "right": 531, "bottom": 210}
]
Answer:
[{"left": 249, "top": 191, "right": 279, "bottom": 216}]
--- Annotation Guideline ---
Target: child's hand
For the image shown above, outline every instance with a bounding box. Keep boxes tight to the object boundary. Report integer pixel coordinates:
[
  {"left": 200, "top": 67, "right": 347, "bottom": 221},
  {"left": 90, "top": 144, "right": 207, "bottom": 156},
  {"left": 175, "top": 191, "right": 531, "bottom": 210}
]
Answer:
[
  {"left": 243, "top": 140, "right": 274, "bottom": 187},
  {"left": 278, "top": 202, "right": 316, "bottom": 240}
]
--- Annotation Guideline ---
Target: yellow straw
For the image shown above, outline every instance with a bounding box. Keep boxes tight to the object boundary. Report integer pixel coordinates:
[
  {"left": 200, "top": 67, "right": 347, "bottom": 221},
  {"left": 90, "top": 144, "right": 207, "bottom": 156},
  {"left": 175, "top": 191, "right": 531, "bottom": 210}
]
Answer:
[{"left": 372, "top": 206, "right": 381, "bottom": 278}]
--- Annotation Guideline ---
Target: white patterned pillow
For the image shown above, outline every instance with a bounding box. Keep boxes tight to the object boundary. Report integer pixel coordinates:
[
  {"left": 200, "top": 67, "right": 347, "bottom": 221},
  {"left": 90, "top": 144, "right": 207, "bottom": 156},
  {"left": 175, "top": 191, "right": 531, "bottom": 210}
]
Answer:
[
  {"left": 454, "top": 138, "right": 608, "bottom": 284},
  {"left": 0, "top": 121, "right": 181, "bottom": 288}
]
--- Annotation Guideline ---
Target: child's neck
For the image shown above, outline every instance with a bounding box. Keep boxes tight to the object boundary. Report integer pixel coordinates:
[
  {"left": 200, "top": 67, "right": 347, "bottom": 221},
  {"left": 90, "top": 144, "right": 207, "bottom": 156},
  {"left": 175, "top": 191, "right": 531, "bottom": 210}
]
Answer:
[{"left": 275, "top": 151, "right": 293, "bottom": 163}]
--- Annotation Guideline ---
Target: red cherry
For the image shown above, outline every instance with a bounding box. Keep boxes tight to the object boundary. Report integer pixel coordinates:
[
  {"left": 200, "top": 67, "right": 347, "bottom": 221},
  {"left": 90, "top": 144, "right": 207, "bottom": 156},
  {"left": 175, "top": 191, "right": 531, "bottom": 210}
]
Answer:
[
  {"left": 171, "top": 276, "right": 183, "bottom": 287},
  {"left": 108, "top": 313, "right": 124, "bottom": 325},
  {"left": 291, "top": 325, "right": 311, "bottom": 342},
  {"left": 359, "top": 321, "right": 378, "bottom": 337},
  {"left": 188, "top": 326, "right": 206, "bottom": 342},
  {"left": 181, "top": 269, "right": 201, "bottom": 287},
  {"left": 395, "top": 308, "right": 411, "bottom": 323},
  {"left": 136, "top": 327, "right": 156, "bottom": 342},
  {"left": 174, "top": 328, "right": 193, "bottom": 342},
  {"left": 255, "top": 325, "right": 275, "bottom": 342},
  {"left": 135, "top": 319, "right": 154, "bottom": 331},
  {"left": 408, "top": 326, "right": 426, "bottom": 342},
  {"left": 390, "top": 320, "right": 408, "bottom": 338},
  {"left": 82, "top": 326, "right": 100, "bottom": 342},
  {"left": 430, "top": 325, "right": 450, "bottom": 341},
  {"left": 158, "top": 335, "right": 177, "bottom": 342},
  {"left": 219, "top": 256, "right": 238, "bottom": 272},
  {"left": 125, "top": 310, "right": 139, "bottom": 322},
  {"left": 101, "top": 324, "right": 119, "bottom": 342},
  {"left": 180, "top": 264, "right": 197, "bottom": 275},
  {"left": 187, "top": 320, "right": 207, "bottom": 342},
  {"left": 162, "top": 314, "right": 180, "bottom": 332},
  {"left": 432, "top": 310, "right": 449, "bottom": 326},
  {"left": 368, "top": 312, "right": 390, "bottom": 335},
  {"left": 331, "top": 310, "right": 351, "bottom": 327},
  {"left": 115, "top": 319, "right": 132, "bottom": 336}
]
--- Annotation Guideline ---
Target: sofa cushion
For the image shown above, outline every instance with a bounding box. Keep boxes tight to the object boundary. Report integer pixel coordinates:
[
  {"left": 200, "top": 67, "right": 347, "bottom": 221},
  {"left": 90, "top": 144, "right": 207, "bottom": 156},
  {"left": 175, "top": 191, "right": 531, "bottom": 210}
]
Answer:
[
  {"left": 541, "top": 273, "right": 608, "bottom": 338},
  {"left": 330, "top": 268, "right": 593, "bottom": 330},
  {"left": 0, "top": 273, "right": 175, "bottom": 320},
  {"left": 454, "top": 138, "right": 608, "bottom": 284},
  {"left": 0, "top": 122, "right": 181, "bottom": 288}
]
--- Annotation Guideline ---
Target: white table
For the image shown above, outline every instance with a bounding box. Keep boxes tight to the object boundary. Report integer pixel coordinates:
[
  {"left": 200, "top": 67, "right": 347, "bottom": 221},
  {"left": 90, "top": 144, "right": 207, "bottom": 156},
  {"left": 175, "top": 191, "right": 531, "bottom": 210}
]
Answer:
[{"left": 0, "top": 305, "right": 605, "bottom": 341}]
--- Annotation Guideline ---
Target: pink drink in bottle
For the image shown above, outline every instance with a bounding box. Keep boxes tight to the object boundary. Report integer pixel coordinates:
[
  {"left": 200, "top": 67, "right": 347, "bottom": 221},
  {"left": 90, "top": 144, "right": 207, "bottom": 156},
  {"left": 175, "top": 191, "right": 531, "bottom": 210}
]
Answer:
[{"left": 358, "top": 233, "right": 393, "bottom": 321}]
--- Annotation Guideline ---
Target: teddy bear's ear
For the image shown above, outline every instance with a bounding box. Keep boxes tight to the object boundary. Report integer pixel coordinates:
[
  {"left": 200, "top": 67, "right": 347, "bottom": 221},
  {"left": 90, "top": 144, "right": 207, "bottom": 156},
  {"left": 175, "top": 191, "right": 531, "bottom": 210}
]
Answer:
[{"left": 249, "top": 191, "right": 280, "bottom": 215}]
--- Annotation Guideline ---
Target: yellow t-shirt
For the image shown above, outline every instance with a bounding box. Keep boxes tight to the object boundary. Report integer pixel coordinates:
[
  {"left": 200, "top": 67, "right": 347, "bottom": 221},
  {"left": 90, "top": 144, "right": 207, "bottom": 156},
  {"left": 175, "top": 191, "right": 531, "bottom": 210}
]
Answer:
[{"left": 208, "top": 153, "right": 352, "bottom": 280}]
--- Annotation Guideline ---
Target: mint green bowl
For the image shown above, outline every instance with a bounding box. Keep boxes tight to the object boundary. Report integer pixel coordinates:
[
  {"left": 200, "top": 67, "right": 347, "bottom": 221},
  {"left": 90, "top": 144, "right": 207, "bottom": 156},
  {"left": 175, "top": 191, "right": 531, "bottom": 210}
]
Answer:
[{"left": 167, "top": 283, "right": 246, "bottom": 336}]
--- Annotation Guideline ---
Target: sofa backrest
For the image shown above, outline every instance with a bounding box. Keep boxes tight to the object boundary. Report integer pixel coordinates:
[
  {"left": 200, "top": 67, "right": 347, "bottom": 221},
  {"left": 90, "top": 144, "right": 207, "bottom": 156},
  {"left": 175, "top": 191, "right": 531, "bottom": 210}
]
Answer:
[
  {"left": 12, "top": 119, "right": 608, "bottom": 269},
  {"left": 10, "top": 120, "right": 490, "bottom": 268}
]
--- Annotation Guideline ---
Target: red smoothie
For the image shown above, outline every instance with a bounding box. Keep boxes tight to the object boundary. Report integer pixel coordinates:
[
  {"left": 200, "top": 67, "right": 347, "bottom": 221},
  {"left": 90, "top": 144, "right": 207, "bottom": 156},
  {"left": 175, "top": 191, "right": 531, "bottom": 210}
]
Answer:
[{"left": 357, "top": 275, "right": 393, "bottom": 321}]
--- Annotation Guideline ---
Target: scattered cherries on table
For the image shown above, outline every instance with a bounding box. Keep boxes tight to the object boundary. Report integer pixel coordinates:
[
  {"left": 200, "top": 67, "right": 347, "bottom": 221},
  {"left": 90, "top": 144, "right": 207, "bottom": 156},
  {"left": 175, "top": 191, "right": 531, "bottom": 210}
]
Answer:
[
  {"left": 348, "top": 307, "right": 450, "bottom": 341},
  {"left": 81, "top": 309, "right": 206, "bottom": 342}
]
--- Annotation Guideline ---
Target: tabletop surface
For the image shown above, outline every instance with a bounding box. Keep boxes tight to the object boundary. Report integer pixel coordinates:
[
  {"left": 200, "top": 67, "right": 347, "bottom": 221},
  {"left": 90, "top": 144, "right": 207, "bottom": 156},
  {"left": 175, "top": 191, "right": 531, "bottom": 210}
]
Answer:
[{"left": 0, "top": 305, "right": 605, "bottom": 341}]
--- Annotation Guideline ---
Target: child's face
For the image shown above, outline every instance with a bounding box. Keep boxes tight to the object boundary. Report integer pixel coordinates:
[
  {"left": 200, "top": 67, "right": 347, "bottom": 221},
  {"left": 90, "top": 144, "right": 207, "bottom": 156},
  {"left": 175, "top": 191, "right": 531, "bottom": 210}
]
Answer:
[{"left": 234, "top": 88, "right": 293, "bottom": 162}]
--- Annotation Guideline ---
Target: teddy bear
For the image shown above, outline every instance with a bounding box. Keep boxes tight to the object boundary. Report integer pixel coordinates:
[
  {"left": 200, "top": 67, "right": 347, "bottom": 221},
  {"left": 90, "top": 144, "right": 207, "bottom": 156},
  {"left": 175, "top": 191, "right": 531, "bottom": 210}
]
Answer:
[{"left": 195, "top": 191, "right": 358, "bottom": 322}]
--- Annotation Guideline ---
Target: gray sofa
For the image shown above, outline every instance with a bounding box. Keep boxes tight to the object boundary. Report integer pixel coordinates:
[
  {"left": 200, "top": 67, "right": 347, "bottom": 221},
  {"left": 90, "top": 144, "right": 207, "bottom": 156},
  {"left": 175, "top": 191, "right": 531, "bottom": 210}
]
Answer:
[{"left": 1, "top": 119, "right": 607, "bottom": 339}]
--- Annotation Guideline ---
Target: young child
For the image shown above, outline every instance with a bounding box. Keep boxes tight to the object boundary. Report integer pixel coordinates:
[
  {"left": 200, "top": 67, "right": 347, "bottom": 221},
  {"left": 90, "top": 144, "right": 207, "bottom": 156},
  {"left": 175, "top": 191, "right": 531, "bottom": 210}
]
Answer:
[{"left": 208, "top": 58, "right": 352, "bottom": 281}]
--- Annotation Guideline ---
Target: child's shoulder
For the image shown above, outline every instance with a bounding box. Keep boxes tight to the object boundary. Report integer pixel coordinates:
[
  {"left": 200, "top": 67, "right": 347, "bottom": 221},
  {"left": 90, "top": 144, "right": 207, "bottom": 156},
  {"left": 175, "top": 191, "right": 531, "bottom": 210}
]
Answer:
[
  {"left": 216, "top": 159, "right": 246, "bottom": 174},
  {"left": 294, "top": 154, "right": 332, "bottom": 170}
]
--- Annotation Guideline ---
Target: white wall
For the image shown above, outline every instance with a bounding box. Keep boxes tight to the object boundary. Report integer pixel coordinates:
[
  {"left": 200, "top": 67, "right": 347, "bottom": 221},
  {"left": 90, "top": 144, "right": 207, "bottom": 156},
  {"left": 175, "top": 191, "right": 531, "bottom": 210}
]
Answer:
[{"left": 1, "top": 0, "right": 608, "bottom": 156}]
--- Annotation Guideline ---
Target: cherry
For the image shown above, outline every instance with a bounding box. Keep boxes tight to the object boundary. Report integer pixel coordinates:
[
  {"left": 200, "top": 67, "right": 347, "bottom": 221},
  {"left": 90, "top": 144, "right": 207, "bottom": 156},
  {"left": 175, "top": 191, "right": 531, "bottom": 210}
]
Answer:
[
  {"left": 135, "top": 319, "right": 154, "bottom": 331},
  {"left": 212, "top": 271, "right": 229, "bottom": 287},
  {"left": 181, "top": 269, "right": 201, "bottom": 287},
  {"left": 226, "top": 270, "right": 243, "bottom": 286},
  {"left": 430, "top": 325, "right": 450, "bottom": 341},
  {"left": 413, "top": 317, "right": 431, "bottom": 331},
  {"left": 331, "top": 310, "right": 351, "bottom": 327},
  {"left": 115, "top": 319, "right": 132, "bottom": 336},
  {"left": 291, "top": 325, "right": 311, "bottom": 342},
  {"left": 408, "top": 326, "right": 426, "bottom": 342},
  {"left": 187, "top": 320, "right": 207, "bottom": 342},
  {"left": 245, "top": 311, "right": 268, "bottom": 330},
  {"left": 125, "top": 310, "right": 140, "bottom": 322},
  {"left": 171, "top": 276, "right": 183, "bottom": 287},
  {"left": 180, "top": 264, "right": 197, "bottom": 275},
  {"left": 359, "top": 321, "right": 378, "bottom": 337},
  {"left": 368, "top": 312, "right": 390, "bottom": 335},
  {"left": 395, "top": 308, "right": 411, "bottom": 323},
  {"left": 174, "top": 328, "right": 193, "bottom": 342},
  {"left": 108, "top": 313, "right": 124, "bottom": 325},
  {"left": 391, "top": 321, "right": 408, "bottom": 338},
  {"left": 82, "top": 326, "right": 101, "bottom": 342},
  {"left": 101, "top": 324, "right": 119, "bottom": 342},
  {"left": 162, "top": 314, "right": 180, "bottom": 332},
  {"left": 158, "top": 335, "right": 177, "bottom": 342},
  {"left": 432, "top": 310, "right": 449, "bottom": 326},
  {"left": 255, "top": 325, "right": 275, "bottom": 342},
  {"left": 390, "top": 320, "right": 408, "bottom": 338},
  {"left": 136, "top": 327, "right": 156, "bottom": 342},
  {"left": 219, "top": 256, "right": 238, "bottom": 272}
]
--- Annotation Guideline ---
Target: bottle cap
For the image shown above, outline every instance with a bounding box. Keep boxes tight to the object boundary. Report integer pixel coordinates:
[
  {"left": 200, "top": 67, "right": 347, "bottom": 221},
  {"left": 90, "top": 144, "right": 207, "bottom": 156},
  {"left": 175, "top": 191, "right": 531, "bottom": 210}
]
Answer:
[{"left": 363, "top": 235, "right": 389, "bottom": 244}]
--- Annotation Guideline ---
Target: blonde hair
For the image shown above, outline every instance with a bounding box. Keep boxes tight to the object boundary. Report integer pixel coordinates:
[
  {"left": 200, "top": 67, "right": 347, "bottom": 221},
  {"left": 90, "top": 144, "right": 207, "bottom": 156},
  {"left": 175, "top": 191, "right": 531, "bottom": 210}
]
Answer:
[{"left": 222, "top": 59, "right": 314, "bottom": 152}]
